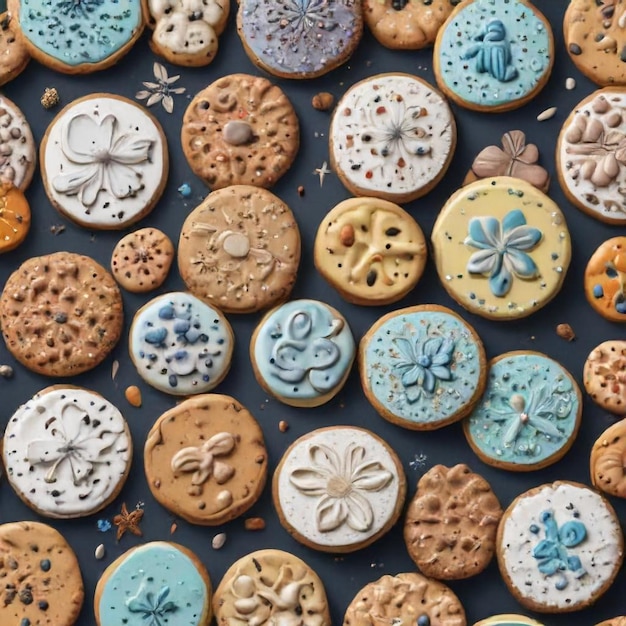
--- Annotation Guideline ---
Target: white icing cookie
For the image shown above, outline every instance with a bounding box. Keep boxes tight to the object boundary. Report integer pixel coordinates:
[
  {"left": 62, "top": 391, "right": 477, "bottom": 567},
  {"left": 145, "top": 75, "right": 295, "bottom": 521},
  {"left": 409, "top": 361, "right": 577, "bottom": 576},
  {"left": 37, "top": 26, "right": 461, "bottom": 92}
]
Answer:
[
  {"left": 3, "top": 386, "right": 132, "bottom": 519},
  {"left": 0, "top": 94, "right": 36, "bottom": 191}
]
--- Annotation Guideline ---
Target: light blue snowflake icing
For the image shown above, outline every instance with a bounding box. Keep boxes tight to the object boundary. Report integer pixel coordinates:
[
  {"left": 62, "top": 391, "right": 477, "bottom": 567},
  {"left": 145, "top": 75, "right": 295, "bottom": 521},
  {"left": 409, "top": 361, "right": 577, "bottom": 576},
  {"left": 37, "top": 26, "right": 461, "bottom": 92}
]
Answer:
[
  {"left": 530, "top": 510, "right": 587, "bottom": 591},
  {"left": 465, "top": 209, "right": 542, "bottom": 297},
  {"left": 127, "top": 584, "right": 177, "bottom": 626},
  {"left": 462, "top": 20, "right": 518, "bottom": 82}
]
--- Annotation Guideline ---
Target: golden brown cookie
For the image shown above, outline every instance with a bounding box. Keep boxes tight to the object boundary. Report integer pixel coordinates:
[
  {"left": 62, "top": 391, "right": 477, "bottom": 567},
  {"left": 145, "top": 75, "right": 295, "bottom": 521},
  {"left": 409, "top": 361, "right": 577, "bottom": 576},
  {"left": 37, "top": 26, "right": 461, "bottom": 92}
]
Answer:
[
  {"left": 591, "top": 420, "right": 626, "bottom": 499},
  {"left": 0, "top": 12, "right": 29, "bottom": 86},
  {"left": 584, "top": 237, "right": 626, "bottom": 321},
  {"left": 0, "top": 181, "right": 30, "bottom": 253},
  {"left": 583, "top": 340, "right": 626, "bottom": 415},
  {"left": 596, "top": 619, "right": 626, "bottom": 626}
]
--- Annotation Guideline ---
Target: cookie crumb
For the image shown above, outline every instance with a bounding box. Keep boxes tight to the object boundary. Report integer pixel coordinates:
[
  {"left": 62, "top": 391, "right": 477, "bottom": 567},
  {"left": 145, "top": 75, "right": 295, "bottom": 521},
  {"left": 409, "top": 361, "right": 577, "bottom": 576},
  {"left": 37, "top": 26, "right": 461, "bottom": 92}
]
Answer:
[
  {"left": 556, "top": 323, "right": 576, "bottom": 341},
  {"left": 125, "top": 385, "right": 142, "bottom": 407},
  {"left": 95, "top": 544, "right": 105, "bottom": 560},
  {"left": 212, "top": 533, "right": 227, "bottom": 550},
  {"left": 278, "top": 420, "right": 289, "bottom": 432},
  {"left": 297, "top": 185, "right": 305, "bottom": 197},
  {"left": 0, "top": 364, "right": 14, "bottom": 379},
  {"left": 566, "top": 77, "right": 576, "bottom": 90},
  {"left": 312, "top": 92, "right": 334, "bottom": 111},
  {"left": 537, "top": 106, "right": 557, "bottom": 122},
  {"left": 41, "top": 87, "right": 60, "bottom": 109},
  {"left": 49, "top": 224, "right": 65, "bottom": 235},
  {"left": 244, "top": 517, "right": 266, "bottom": 531},
  {"left": 178, "top": 183, "right": 192, "bottom": 198},
  {"left": 170, "top": 522, "right": 177, "bottom": 535}
]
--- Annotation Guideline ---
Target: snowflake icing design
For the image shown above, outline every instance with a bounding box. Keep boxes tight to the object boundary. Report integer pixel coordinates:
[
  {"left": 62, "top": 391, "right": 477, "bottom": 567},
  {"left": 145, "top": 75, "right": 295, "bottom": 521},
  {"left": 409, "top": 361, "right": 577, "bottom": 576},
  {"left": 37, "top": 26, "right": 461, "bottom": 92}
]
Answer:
[
  {"left": 270, "top": 0, "right": 337, "bottom": 34},
  {"left": 57, "top": 0, "right": 105, "bottom": 17},
  {"left": 127, "top": 584, "right": 177, "bottom": 626},
  {"left": 136, "top": 63, "right": 186, "bottom": 114}
]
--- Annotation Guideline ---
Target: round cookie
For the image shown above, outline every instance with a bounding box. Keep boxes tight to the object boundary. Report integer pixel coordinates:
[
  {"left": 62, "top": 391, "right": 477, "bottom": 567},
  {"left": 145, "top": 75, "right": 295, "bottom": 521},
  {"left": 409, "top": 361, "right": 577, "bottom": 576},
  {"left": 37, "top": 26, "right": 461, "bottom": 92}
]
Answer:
[
  {"left": 40, "top": 93, "right": 169, "bottom": 230},
  {"left": 0, "top": 182, "right": 30, "bottom": 252},
  {"left": 404, "top": 464, "right": 503, "bottom": 580},
  {"left": 3, "top": 385, "right": 132, "bottom": 519},
  {"left": 596, "top": 619, "right": 626, "bottom": 626},
  {"left": 496, "top": 481, "right": 623, "bottom": 613},
  {"left": 591, "top": 420, "right": 626, "bottom": 499},
  {"left": 272, "top": 426, "right": 406, "bottom": 553},
  {"left": 360, "top": 305, "right": 487, "bottom": 430},
  {"left": 464, "top": 351, "right": 582, "bottom": 471},
  {"left": 95, "top": 541, "right": 212, "bottom": 626},
  {"left": 181, "top": 74, "right": 299, "bottom": 190},
  {"left": 583, "top": 340, "right": 626, "bottom": 415},
  {"left": 343, "top": 572, "right": 466, "bottom": 626},
  {"left": 473, "top": 617, "right": 544, "bottom": 626},
  {"left": 434, "top": 0, "right": 554, "bottom": 112},
  {"left": 111, "top": 227, "right": 174, "bottom": 293},
  {"left": 314, "top": 197, "right": 427, "bottom": 306},
  {"left": 0, "top": 94, "right": 36, "bottom": 190},
  {"left": 178, "top": 185, "right": 301, "bottom": 314},
  {"left": 213, "top": 549, "right": 330, "bottom": 626},
  {"left": 329, "top": 73, "right": 456, "bottom": 203},
  {"left": 250, "top": 299, "right": 355, "bottom": 408},
  {"left": 129, "top": 292, "right": 233, "bottom": 396},
  {"left": 8, "top": 0, "right": 143, "bottom": 74},
  {"left": 0, "top": 521, "right": 84, "bottom": 626},
  {"left": 585, "top": 237, "right": 626, "bottom": 320},
  {"left": 0, "top": 251, "right": 124, "bottom": 377},
  {"left": 0, "top": 12, "right": 29, "bottom": 86},
  {"left": 144, "top": 394, "right": 267, "bottom": 526},
  {"left": 431, "top": 177, "right": 571, "bottom": 321}
]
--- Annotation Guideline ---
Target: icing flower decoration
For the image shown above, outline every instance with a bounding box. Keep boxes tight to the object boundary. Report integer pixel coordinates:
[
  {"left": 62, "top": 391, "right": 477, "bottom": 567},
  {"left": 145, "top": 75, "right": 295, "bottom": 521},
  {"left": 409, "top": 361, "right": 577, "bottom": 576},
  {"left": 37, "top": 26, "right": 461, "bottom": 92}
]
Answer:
[
  {"left": 462, "top": 19, "right": 518, "bottom": 82},
  {"left": 465, "top": 209, "right": 543, "bottom": 297},
  {"left": 127, "top": 584, "right": 177, "bottom": 626},
  {"left": 171, "top": 432, "right": 236, "bottom": 486},
  {"left": 136, "top": 62, "right": 186, "bottom": 114},
  {"left": 289, "top": 443, "right": 393, "bottom": 532}
]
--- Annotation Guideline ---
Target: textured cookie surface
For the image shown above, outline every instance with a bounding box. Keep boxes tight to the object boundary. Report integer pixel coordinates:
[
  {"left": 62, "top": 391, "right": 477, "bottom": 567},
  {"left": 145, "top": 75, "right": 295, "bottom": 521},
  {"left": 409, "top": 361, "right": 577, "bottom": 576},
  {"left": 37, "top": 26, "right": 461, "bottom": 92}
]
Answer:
[
  {"left": 585, "top": 237, "right": 626, "bottom": 320},
  {"left": 0, "top": 12, "right": 29, "bottom": 86},
  {"left": 591, "top": 419, "right": 626, "bottom": 499},
  {"left": 596, "top": 619, "right": 626, "bottom": 626},
  {"left": 0, "top": 94, "right": 36, "bottom": 190},
  {"left": 583, "top": 340, "right": 626, "bottom": 415}
]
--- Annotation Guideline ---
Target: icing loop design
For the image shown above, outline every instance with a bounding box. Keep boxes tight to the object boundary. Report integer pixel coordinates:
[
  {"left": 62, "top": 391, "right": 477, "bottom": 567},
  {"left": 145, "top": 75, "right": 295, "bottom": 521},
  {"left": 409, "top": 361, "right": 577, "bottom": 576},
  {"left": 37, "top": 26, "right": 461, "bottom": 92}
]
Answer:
[
  {"left": 127, "top": 583, "right": 177, "bottom": 626},
  {"left": 171, "top": 432, "right": 236, "bottom": 487},
  {"left": 462, "top": 20, "right": 518, "bottom": 83}
]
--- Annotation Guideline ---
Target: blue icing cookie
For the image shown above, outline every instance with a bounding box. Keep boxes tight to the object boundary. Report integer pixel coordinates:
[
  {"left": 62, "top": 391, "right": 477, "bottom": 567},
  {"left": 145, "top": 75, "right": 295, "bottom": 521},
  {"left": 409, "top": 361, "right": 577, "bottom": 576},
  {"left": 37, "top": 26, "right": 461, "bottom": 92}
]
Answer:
[
  {"left": 130, "top": 292, "right": 234, "bottom": 396},
  {"left": 252, "top": 299, "right": 355, "bottom": 406},
  {"left": 435, "top": 0, "right": 553, "bottom": 110},
  {"left": 464, "top": 351, "right": 581, "bottom": 470},
  {"left": 361, "top": 305, "right": 486, "bottom": 429}
]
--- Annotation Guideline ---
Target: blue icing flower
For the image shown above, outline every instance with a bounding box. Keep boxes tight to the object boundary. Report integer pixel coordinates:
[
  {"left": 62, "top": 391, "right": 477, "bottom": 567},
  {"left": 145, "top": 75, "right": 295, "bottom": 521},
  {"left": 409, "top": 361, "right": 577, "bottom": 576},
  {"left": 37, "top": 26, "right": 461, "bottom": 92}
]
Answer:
[
  {"left": 462, "top": 20, "right": 518, "bottom": 82},
  {"left": 127, "top": 584, "right": 177, "bottom": 626}
]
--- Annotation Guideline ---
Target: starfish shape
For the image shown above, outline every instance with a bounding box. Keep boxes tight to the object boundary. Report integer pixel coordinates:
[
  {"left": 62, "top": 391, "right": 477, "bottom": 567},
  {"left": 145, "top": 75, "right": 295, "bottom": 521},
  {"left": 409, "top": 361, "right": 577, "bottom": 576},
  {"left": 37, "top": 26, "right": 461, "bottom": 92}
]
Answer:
[{"left": 113, "top": 503, "right": 144, "bottom": 541}]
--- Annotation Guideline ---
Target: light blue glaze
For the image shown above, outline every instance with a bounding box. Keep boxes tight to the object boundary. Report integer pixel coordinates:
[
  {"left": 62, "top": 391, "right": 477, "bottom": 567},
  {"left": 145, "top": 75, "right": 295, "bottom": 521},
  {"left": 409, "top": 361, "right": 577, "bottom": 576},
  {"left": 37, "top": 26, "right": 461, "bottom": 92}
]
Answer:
[
  {"left": 437, "top": 0, "right": 551, "bottom": 107},
  {"left": 18, "top": 0, "right": 142, "bottom": 67},
  {"left": 98, "top": 543, "right": 208, "bottom": 626}
]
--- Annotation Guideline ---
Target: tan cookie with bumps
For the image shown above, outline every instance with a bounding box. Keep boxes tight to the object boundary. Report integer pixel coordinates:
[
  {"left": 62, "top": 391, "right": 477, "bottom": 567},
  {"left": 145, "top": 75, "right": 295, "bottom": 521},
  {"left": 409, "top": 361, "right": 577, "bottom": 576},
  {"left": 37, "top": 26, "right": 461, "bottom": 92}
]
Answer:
[
  {"left": 591, "top": 420, "right": 626, "bottom": 499},
  {"left": 583, "top": 340, "right": 626, "bottom": 415},
  {"left": 0, "top": 12, "right": 29, "bottom": 86},
  {"left": 596, "top": 619, "right": 626, "bottom": 626}
]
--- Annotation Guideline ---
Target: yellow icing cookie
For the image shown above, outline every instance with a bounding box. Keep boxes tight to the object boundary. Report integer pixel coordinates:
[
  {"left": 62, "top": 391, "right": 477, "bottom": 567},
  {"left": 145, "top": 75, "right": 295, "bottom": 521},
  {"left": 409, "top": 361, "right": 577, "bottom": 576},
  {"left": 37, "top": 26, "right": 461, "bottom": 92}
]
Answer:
[{"left": 473, "top": 616, "right": 544, "bottom": 626}]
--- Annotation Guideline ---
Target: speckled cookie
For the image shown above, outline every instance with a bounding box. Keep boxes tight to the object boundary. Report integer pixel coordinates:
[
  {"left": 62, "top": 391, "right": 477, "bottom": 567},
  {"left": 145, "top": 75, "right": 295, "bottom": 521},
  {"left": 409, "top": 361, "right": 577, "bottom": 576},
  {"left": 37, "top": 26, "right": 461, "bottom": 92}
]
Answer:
[
  {"left": 0, "top": 521, "right": 84, "bottom": 626},
  {"left": 0, "top": 182, "right": 30, "bottom": 253},
  {"left": 181, "top": 74, "right": 299, "bottom": 190},
  {"left": 0, "top": 94, "right": 36, "bottom": 191},
  {"left": 0, "top": 12, "right": 29, "bottom": 85},
  {"left": 0, "top": 251, "right": 124, "bottom": 377},
  {"left": 464, "top": 351, "right": 582, "bottom": 471},
  {"left": 329, "top": 73, "right": 456, "bottom": 203},
  {"left": 584, "top": 237, "right": 626, "bottom": 320},
  {"left": 178, "top": 185, "right": 301, "bottom": 313},
  {"left": 360, "top": 304, "right": 487, "bottom": 430},
  {"left": 473, "top": 617, "right": 544, "bottom": 626},
  {"left": 583, "top": 340, "right": 626, "bottom": 415},
  {"left": 496, "top": 481, "right": 623, "bottom": 613},
  {"left": 596, "top": 619, "right": 626, "bottom": 626},
  {"left": 591, "top": 420, "right": 626, "bottom": 499},
  {"left": 434, "top": 0, "right": 554, "bottom": 112}
]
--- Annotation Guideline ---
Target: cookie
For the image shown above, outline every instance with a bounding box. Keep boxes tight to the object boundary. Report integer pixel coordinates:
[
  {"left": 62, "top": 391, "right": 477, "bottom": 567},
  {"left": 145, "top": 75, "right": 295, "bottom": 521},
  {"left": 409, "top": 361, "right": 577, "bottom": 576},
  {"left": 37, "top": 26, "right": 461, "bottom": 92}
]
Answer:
[
  {"left": 431, "top": 177, "right": 571, "bottom": 320},
  {"left": 329, "top": 73, "right": 456, "bottom": 203},
  {"left": 0, "top": 181, "right": 30, "bottom": 253},
  {"left": 250, "top": 299, "right": 355, "bottom": 408},
  {"left": 40, "top": 93, "right": 169, "bottom": 230},
  {"left": 0, "top": 12, "right": 29, "bottom": 86},
  {"left": 0, "top": 521, "right": 84, "bottom": 626},
  {"left": 591, "top": 419, "right": 626, "bottom": 499},
  {"left": 145, "top": 394, "right": 267, "bottom": 526},
  {"left": 95, "top": 541, "right": 212, "bottom": 626},
  {"left": 343, "top": 572, "right": 466, "bottom": 626},
  {"left": 434, "top": 0, "right": 553, "bottom": 112},
  {"left": 181, "top": 74, "right": 299, "bottom": 190},
  {"left": 273, "top": 426, "right": 406, "bottom": 553},
  {"left": 0, "top": 251, "right": 124, "bottom": 377},
  {"left": 583, "top": 340, "right": 626, "bottom": 415},
  {"left": 142, "top": 0, "right": 230, "bottom": 66},
  {"left": 596, "top": 619, "right": 626, "bottom": 626},
  {"left": 0, "top": 94, "right": 36, "bottom": 191},
  {"left": 237, "top": 0, "right": 362, "bottom": 79},
  {"left": 129, "top": 292, "right": 233, "bottom": 396},
  {"left": 213, "top": 549, "right": 330, "bottom": 626},
  {"left": 404, "top": 464, "right": 503, "bottom": 580},
  {"left": 8, "top": 0, "right": 143, "bottom": 74},
  {"left": 111, "top": 227, "right": 174, "bottom": 293},
  {"left": 178, "top": 185, "right": 301, "bottom": 313},
  {"left": 496, "top": 481, "right": 623, "bottom": 613},
  {"left": 314, "top": 197, "right": 427, "bottom": 306},
  {"left": 3, "top": 385, "right": 132, "bottom": 518},
  {"left": 464, "top": 351, "right": 582, "bottom": 471},
  {"left": 360, "top": 305, "right": 487, "bottom": 430},
  {"left": 584, "top": 237, "right": 626, "bottom": 320},
  {"left": 473, "top": 618, "right": 544, "bottom": 626}
]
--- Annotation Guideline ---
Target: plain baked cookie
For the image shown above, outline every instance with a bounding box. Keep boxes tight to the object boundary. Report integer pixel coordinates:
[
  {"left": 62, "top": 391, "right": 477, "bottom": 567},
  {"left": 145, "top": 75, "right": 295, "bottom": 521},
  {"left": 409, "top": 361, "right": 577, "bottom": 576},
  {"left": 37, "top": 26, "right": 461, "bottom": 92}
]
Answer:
[
  {"left": 329, "top": 73, "right": 456, "bottom": 203},
  {"left": 0, "top": 182, "right": 30, "bottom": 253},
  {"left": 583, "top": 340, "right": 626, "bottom": 415},
  {"left": 596, "top": 619, "right": 626, "bottom": 626},
  {"left": 584, "top": 237, "right": 626, "bottom": 320},
  {"left": 0, "top": 12, "right": 29, "bottom": 86},
  {"left": 144, "top": 394, "right": 267, "bottom": 525},
  {"left": 0, "top": 94, "right": 36, "bottom": 190},
  {"left": 591, "top": 419, "right": 626, "bottom": 499},
  {"left": 473, "top": 617, "right": 544, "bottom": 626}
]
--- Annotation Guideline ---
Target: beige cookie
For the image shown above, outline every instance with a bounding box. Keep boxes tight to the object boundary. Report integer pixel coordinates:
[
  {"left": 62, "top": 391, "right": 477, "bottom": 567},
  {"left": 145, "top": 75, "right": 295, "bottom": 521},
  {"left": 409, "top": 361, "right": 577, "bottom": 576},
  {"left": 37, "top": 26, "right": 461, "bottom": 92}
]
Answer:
[
  {"left": 473, "top": 617, "right": 544, "bottom": 626},
  {"left": 0, "top": 94, "right": 36, "bottom": 190},
  {"left": 0, "top": 12, "right": 29, "bottom": 86},
  {"left": 591, "top": 420, "right": 626, "bottom": 499},
  {"left": 111, "top": 227, "right": 174, "bottom": 293},
  {"left": 181, "top": 74, "right": 299, "bottom": 190},
  {"left": 583, "top": 340, "right": 626, "bottom": 415},
  {"left": 596, "top": 619, "right": 626, "bottom": 626},
  {"left": 314, "top": 197, "right": 427, "bottom": 306}
]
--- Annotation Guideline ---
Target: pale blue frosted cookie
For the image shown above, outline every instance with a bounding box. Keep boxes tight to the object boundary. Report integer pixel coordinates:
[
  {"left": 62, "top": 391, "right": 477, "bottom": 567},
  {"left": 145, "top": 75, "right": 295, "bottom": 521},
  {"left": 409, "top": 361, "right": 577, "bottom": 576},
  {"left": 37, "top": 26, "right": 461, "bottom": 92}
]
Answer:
[{"left": 360, "top": 304, "right": 486, "bottom": 430}]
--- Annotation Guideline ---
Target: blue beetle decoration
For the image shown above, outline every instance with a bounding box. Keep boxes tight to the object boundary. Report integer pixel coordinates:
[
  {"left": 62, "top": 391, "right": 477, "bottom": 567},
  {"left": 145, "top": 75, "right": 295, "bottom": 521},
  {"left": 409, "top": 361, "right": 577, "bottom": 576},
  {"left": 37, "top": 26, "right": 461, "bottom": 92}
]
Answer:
[{"left": 462, "top": 19, "right": 519, "bottom": 83}]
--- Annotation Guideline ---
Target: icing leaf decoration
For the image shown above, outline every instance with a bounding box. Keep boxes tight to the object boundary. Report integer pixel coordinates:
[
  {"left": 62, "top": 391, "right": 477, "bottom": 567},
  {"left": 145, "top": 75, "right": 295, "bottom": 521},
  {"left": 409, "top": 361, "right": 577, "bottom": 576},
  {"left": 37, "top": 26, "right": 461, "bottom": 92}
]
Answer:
[
  {"left": 171, "top": 432, "right": 236, "bottom": 485},
  {"left": 127, "top": 583, "right": 177, "bottom": 626}
]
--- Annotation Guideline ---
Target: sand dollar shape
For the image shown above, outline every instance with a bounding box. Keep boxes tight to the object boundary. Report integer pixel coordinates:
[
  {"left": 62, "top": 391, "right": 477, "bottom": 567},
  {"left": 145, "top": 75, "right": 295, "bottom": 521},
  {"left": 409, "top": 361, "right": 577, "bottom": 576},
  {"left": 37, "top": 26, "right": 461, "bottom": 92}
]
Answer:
[
  {"left": 591, "top": 419, "right": 626, "bottom": 499},
  {"left": 583, "top": 340, "right": 626, "bottom": 415}
]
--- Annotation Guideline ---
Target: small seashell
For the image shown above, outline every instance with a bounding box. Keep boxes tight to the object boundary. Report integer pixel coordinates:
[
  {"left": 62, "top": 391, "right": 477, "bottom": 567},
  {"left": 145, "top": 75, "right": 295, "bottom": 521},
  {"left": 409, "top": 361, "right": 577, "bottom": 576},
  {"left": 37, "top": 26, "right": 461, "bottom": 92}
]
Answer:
[
  {"left": 566, "top": 77, "right": 576, "bottom": 90},
  {"left": 125, "top": 385, "right": 142, "bottom": 407},
  {"left": 95, "top": 544, "right": 105, "bottom": 560},
  {"left": 536, "top": 106, "right": 557, "bottom": 122},
  {"left": 212, "top": 533, "right": 226, "bottom": 550}
]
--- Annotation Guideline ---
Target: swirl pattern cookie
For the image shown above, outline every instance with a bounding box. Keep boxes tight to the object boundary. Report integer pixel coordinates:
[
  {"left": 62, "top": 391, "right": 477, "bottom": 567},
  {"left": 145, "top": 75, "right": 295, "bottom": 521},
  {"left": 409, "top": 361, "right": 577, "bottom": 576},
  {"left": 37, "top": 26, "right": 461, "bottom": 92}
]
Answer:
[
  {"left": 0, "top": 182, "right": 30, "bottom": 253},
  {"left": 0, "top": 94, "right": 36, "bottom": 190},
  {"left": 583, "top": 340, "right": 626, "bottom": 415},
  {"left": 591, "top": 420, "right": 626, "bottom": 499},
  {"left": 0, "top": 12, "right": 29, "bottom": 86}
]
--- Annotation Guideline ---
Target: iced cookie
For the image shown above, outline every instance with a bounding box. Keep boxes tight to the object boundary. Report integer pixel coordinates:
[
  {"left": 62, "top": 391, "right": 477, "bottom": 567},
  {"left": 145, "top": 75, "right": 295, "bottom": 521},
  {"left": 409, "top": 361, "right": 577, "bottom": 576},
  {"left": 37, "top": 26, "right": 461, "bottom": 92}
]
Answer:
[
  {"left": 404, "top": 464, "right": 503, "bottom": 580},
  {"left": 585, "top": 237, "right": 626, "bottom": 321},
  {"left": 129, "top": 292, "right": 233, "bottom": 396},
  {"left": 591, "top": 420, "right": 626, "bottom": 499},
  {"left": 0, "top": 94, "right": 36, "bottom": 190},
  {"left": 143, "top": 0, "right": 230, "bottom": 66},
  {"left": 95, "top": 541, "right": 212, "bottom": 626},
  {"left": 473, "top": 618, "right": 544, "bottom": 626},
  {"left": 40, "top": 94, "right": 168, "bottom": 230},
  {"left": 432, "top": 177, "right": 571, "bottom": 321},
  {"left": 0, "top": 12, "right": 29, "bottom": 86},
  {"left": 0, "top": 182, "right": 30, "bottom": 253},
  {"left": 181, "top": 74, "right": 299, "bottom": 190},
  {"left": 434, "top": 0, "right": 554, "bottom": 112},
  {"left": 250, "top": 299, "right": 355, "bottom": 408},
  {"left": 343, "top": 572, "right": 466, "bottom": 626},
  {"left": 360, "top": 305, "right": 486, "bottom": 430},
  {"left": 583, "top": 340, "right": 626, "bottom": 415},
  {"left": 0, "top": 521, "right": 84, "bottom": 626},
  {"left": 145, "top": 394, "right": 267, "bottom": 526},
  {"left": 329, "top": 73, "right": 456, "bottom": 203},
  {"left": 3, "top": 386, "right": 132, "bottom": 518},
  {"left": 0, "top": 251, "right": 124, "bottom": 377},
  {"left": 213, "top": 549, "right": 330, "bottom": 626},
  {"left": 178, "top": 185, "right": 301, "bottom": 313},
  {"left": 464, "top": 351, "right": 582, "bottom": 471},
  {"left": 272, "top": 426, "right": 406, "bottom": 553},
  {"left": 314, "top": 197, "right": 427, "bottom": 306},
  {"left": 496, "top": 481, "right": 623, "bottom": 613},
  {"left": 8, "top": 0, "right": 143, "bottom": 73}
]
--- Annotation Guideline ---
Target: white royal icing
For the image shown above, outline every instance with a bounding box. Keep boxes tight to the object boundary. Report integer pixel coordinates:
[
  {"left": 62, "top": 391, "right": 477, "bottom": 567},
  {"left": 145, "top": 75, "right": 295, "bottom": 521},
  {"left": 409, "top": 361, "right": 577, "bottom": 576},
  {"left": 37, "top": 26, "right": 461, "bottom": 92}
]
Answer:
[{"left": 0, "top": 95, "right": 35, "bottom": 190}]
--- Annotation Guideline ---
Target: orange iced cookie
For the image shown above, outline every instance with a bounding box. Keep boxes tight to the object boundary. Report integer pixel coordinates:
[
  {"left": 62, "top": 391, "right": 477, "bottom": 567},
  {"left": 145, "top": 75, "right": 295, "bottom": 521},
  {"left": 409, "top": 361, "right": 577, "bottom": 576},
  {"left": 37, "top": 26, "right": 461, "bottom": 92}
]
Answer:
[{"left": 0, "top": 182, "right": 29, "bottom": 253}]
